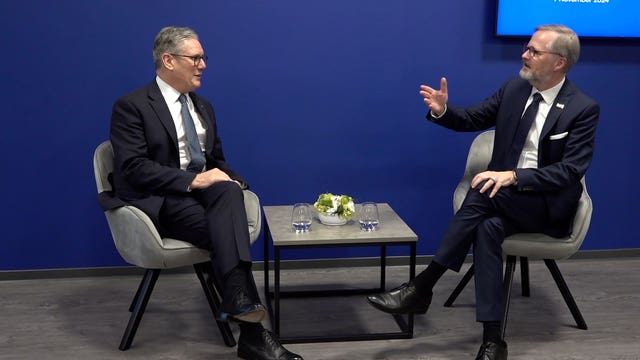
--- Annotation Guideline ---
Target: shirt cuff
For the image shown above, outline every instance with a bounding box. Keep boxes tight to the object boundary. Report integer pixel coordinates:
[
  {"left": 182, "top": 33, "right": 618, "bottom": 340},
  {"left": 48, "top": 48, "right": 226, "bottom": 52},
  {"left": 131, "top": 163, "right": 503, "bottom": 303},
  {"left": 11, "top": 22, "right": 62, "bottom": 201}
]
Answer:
[{"left": 430, "top": 104, "right": 447, "bottom": 119}]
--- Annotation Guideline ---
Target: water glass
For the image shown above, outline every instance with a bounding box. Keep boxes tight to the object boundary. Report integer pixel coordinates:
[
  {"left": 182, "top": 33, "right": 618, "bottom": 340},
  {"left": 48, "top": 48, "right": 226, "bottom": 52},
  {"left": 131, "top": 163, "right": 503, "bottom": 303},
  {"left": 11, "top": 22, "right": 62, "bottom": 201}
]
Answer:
[
  {"left": 358, "top": 202, "right": 380, "bottom": 231},
  {"left": 291, "top": 203, "right": 312, "bottom": 233}
]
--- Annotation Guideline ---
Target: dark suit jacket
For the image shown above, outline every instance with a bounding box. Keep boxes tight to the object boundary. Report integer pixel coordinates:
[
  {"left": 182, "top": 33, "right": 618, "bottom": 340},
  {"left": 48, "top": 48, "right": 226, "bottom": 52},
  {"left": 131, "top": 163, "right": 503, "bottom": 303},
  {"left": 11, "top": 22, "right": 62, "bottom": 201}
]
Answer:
[
  {"left": 428, "top": 77, "right": 599, "bottom": 237},
  {"left": 106, "top": 80, "right": 246, "bottom": 227}
]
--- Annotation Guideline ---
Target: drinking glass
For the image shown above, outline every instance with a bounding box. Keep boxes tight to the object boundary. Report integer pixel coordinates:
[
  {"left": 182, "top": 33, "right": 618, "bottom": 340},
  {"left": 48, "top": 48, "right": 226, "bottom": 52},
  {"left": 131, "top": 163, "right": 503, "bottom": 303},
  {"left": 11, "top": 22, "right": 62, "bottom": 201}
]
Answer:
[
  {"left": 291, "top": 203, "right": 312, "bottom": 233},
  {"left": 358, "top": 202, "right": 380, "bottom": 231}
]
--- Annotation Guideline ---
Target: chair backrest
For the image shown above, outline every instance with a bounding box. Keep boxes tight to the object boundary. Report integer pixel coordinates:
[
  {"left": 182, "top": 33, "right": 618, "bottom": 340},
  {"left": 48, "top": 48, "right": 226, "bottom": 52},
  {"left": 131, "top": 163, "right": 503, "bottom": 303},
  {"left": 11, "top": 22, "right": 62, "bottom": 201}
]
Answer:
[
  {"left": 453, "top": 131, "right": 495, "bottom": 213},
  {"left": 94, "top": 140, "right": 114, "bottom": 193},
  {"left": 93, "top": 140, "right": 262, "bottom": 269},
  {"left": 453, "top": 130, "right": 593, "bottom": 260}
]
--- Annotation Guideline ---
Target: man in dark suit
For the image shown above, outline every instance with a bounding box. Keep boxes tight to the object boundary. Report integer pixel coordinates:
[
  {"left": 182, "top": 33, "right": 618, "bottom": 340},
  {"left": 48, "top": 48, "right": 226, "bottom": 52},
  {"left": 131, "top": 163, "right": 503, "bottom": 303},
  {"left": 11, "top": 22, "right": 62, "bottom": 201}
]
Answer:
[
  {"left": 110, "top": 26, "right": 303, "bottom": 360},
  {"left": 367, "top": 25, "right": 599, "bottom": 359}
]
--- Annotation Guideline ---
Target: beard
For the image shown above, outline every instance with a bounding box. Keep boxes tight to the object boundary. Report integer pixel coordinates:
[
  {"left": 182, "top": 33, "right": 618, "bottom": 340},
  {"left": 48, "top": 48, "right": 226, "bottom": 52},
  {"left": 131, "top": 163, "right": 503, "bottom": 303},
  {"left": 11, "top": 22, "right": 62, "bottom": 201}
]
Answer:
[
  {"left": 519, "top": 66, "right": 551, "bottom": 86},
  {"left": 519, "top": 66, "right": 537, "bottom": 82}
]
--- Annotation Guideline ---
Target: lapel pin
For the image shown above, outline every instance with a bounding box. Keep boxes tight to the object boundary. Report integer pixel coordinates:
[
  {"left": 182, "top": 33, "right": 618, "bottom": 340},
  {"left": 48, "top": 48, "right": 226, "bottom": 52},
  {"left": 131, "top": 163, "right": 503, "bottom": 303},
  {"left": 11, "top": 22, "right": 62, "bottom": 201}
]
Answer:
[{"left": 555, "top": 103, "right": 565, "bottom": 109}]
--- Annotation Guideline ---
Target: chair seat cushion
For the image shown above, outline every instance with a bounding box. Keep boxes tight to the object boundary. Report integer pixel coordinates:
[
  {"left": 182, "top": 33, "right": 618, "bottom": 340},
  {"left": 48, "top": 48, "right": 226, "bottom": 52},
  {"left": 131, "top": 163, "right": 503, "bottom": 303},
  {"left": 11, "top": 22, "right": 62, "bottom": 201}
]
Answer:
[{"left": 503, "top": 233, "right": 578, "bottom": 260}]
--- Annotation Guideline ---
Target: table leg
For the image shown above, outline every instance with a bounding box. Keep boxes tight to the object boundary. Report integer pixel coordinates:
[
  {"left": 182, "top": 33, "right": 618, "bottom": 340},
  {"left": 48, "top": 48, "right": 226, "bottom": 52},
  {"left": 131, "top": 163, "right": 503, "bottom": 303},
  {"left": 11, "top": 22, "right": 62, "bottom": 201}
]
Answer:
[
  {"left": 410, "top": 242, "right": 416, "bottom": 280},
  {"left": 380, "top": 245, "right": 387, "bottom": 291},
  {"left": 274, "top": 246, "right": 281, "bottom": 335},
  {"left": 408, "top": 241, "right": 417, "bottom": 336},
  {"left": 263, "top": 220, "right": 270, "bottom": 304}
]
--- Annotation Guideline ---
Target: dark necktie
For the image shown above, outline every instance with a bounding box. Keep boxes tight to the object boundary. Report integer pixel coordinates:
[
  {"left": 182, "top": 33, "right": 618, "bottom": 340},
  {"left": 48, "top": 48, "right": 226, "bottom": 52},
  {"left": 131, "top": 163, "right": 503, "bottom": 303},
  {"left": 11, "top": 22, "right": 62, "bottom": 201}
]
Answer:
[
  {"left": 178, "top": 94, "right": 206, "bottom": 173},
  {"left": 509, "top": 92, "right": 543, "bottom": 168}
]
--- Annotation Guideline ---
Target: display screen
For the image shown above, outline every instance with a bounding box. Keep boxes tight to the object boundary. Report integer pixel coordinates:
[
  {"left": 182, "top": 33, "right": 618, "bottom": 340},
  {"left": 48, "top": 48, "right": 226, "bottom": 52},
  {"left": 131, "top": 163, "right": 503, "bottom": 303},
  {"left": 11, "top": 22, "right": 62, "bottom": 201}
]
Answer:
[{"left": 496, "top": 0, "right": 640, "bottom": 38}]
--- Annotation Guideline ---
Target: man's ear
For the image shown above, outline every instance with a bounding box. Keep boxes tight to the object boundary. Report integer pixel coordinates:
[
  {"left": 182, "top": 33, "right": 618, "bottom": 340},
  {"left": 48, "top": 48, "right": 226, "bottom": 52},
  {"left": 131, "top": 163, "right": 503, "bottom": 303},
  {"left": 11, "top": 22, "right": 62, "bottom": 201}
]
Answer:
[
  {"left": 554, "top": 56, "right": 567, "bottom": 72},
  {"left": 162, "top": 53, "right": 175, "bottom": 70}
]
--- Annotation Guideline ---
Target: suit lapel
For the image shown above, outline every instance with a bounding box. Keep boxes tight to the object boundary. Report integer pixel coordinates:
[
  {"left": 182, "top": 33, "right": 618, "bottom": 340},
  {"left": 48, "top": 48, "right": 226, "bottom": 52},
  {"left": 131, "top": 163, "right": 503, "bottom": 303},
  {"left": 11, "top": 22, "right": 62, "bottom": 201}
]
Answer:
[
  {"left": 147, "top": 81, "right": 179, "bottom": 150},
  {"left": 507, "top": 84, "right": 534, "bottom": 144},
  {"left": 190, "top": 93, "right": 215, "bottom": 154},
  {"left": 539, "top": 79, "right": 575, "bottom": 141}
]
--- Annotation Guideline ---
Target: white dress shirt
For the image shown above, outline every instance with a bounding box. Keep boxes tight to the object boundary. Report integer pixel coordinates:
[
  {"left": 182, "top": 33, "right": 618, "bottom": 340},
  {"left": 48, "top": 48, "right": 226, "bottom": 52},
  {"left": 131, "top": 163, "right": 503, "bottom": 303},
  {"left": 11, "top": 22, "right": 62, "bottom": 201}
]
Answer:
[
  {"left": 518, "top": 77, "right": 565, "bottom": 169},
  {"left": 156, "top": 76, "right": 208, "bottom": 170}
]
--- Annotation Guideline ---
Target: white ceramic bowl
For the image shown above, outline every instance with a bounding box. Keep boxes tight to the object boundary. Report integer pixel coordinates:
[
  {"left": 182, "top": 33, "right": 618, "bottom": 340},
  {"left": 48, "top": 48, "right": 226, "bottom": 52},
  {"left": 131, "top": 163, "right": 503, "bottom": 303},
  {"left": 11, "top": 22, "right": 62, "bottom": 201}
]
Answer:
[{"left": 317, "top": 212, "right": 347, "bottom": 226}]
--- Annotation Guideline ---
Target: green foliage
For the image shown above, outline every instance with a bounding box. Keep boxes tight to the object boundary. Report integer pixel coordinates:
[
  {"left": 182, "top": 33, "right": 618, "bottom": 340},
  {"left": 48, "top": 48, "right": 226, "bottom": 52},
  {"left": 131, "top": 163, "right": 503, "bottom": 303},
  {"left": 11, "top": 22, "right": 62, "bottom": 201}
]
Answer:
[{"left": 313, "top": 193, "right": 355, "bottom": 220}]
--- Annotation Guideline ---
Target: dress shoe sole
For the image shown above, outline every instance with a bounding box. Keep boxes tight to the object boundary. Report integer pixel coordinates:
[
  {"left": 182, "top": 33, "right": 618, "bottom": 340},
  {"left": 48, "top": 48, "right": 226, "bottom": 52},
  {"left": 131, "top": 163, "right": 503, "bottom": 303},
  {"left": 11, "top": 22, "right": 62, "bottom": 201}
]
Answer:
[
  {"left": 238, "top": 345, "right": 302, "bottom": 360},
  {"left": 238, "top": 349, "right": 269, "bottom": 360},
  {"left": 366, "top": 296, "right": 429, "bottom": 315}
]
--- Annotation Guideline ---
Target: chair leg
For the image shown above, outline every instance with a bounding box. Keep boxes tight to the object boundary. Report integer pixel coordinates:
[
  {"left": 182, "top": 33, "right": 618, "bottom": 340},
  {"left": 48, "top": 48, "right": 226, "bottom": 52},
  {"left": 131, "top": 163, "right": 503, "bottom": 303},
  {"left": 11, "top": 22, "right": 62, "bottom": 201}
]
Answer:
[
  {"left": 120, "top": 269, "right": 160, "bottom": 351},
  {"left": 128, "top": 270, "right": 146, "bottom": 312},
  {"left": 520, "top": 257, "right": 530, "bottom": 297},
  {"left": 544, "top": 259, "right": 588, "bottom": 330},
  {"left": 194, "top": 262, "right": 237, "bottom": 347},
  {"left": 500, "top": 255, "right": 517, "bottom": 340},
  {"left": 444, "top": 264, "right": 475, "bottom": 307}
]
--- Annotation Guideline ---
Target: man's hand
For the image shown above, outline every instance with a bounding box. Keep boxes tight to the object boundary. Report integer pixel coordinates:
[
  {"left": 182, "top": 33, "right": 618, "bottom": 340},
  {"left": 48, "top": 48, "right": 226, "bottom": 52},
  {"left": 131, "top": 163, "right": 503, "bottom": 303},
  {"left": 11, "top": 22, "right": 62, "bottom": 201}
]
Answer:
[
  {"left": 471, "top": 170, "right": 517, "bottom": 198},
  {"left": 190, "top": 168, "right": 233, "bottom": 190},
  {"left": 419, "top": 77, "right": 448, "bottom": 116}
]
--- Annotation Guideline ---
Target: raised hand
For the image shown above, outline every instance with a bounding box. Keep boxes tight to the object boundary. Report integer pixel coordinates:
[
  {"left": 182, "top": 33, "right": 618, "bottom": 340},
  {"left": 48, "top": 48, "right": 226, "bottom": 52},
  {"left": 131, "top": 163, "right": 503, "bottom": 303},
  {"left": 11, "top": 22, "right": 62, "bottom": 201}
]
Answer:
[{"left": 419, "top": 77, "right": 448, "bottom": 116}]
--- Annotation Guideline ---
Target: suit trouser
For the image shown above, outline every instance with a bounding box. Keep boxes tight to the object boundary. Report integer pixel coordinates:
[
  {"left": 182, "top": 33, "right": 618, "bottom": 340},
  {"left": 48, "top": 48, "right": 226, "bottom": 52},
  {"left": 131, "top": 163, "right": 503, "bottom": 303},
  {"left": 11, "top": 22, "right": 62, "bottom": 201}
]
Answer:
[
  {"left": 433, "top": 184, "right": 549, "bottom": 322},
  {"left": 159, "top": 181, "right": 252, "bottom": 278}
]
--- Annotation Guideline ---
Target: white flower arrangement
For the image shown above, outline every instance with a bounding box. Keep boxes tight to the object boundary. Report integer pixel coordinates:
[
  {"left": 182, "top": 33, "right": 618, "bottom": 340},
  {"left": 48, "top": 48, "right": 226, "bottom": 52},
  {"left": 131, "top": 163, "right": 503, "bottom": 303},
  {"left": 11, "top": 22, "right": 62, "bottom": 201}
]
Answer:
[{"left": 313, "top": 193, "right": 355, "bottom": 220}]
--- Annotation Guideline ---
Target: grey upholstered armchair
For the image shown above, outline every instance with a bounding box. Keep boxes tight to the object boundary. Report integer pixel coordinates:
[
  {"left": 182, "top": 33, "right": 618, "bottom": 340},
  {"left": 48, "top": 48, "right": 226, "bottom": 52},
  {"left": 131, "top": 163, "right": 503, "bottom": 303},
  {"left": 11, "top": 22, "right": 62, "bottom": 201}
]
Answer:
[
  {"left": 443, "top": 130, "right": 591, "bottom": 339},
  {"left": 93, "top": 140, "right": 262, "bottom": 350}
]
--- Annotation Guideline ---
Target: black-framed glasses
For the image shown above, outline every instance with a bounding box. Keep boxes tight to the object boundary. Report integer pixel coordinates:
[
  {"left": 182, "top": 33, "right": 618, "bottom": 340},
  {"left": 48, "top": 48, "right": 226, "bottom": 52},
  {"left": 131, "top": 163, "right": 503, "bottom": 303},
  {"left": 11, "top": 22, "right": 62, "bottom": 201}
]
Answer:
[
  {"left": 522, "top": 44, "right": 563, "bottom": 58},
  {"left": 170, "top": 53, "right": 208, "bottom": 66}
]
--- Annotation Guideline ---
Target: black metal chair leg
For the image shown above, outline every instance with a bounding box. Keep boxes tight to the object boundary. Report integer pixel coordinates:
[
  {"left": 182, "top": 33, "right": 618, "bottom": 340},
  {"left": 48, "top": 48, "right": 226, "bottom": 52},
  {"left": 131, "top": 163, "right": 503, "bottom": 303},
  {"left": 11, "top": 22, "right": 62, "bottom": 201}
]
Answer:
[
  {"left": 120, "top": 269, "right": 160, "bottom": 351},
  {"left": 444, "top": 264, "right": 475, "bottom": 307},
  {"left": 194, "top": 262, "right": 237, "bottom": 347},
  {"left": 128, "top": 270, "right": 146, "bottom": 312},
  {"left": 544, "top": 259, "right": 588, "bottom": 330},
  {"left": 500, "top": 255, "right": 517, "bottom": 340},
  {"left": 520, "top": 257, "right": 530, "bottom": 297}
]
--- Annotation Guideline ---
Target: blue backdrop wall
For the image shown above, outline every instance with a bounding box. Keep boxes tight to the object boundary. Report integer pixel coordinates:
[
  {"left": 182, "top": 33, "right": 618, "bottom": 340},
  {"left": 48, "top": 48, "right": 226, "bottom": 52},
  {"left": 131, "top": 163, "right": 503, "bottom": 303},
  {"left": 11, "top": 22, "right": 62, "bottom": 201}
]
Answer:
[{"left": 1, "top": 0, "right": 639, "bottom": 271}]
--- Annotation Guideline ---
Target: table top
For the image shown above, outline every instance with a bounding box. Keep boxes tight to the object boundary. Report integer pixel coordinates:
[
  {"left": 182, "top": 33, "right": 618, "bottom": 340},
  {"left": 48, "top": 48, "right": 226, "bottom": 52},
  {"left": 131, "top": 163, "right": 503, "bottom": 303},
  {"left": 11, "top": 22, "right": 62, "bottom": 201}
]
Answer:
[{"left": 263, "top": 203, "right": 418, "bottom": 246}]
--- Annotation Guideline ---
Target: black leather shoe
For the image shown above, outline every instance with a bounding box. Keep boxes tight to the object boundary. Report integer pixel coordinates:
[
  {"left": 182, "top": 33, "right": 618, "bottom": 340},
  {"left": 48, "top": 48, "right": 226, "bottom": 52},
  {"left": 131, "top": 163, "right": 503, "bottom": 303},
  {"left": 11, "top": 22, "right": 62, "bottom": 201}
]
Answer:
[
  {"left": 218, "top": 288, "right": 266, "bottom": 323},
  {"left": 238, "top": 328, "right": 303, "bottom": 360},
  {"left": 475, "top": 341, "right": 508, "bottom": 360},
  {"left": 366, "top": 282, "right": 431, "bottom": 314}
]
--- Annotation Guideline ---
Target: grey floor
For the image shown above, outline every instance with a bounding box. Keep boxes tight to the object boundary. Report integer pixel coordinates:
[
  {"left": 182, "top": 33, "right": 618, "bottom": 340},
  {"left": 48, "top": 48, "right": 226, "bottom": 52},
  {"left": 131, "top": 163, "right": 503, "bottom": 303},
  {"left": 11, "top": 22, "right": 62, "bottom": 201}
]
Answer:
[{"left": 1, "top": 257, "right": 639, "bottom": 360}]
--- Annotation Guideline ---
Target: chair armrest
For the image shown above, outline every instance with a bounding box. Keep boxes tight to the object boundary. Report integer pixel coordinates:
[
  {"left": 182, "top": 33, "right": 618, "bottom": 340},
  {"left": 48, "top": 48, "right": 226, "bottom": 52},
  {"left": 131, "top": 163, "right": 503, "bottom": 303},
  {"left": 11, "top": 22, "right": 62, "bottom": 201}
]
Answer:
[{"left": 243, "top": 190, "right": 262, "bottom": 244}]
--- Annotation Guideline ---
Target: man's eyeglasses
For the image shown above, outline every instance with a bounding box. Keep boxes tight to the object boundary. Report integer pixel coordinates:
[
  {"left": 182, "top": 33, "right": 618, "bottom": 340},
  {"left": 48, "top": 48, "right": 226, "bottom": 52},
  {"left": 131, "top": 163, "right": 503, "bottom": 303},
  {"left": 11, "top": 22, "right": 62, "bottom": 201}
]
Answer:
[
  {"left": 522, "top": 45, "right": 563, "bottom": 58},
  {"left": 170, "top": 53, "right": 208, "bottom": 66}
]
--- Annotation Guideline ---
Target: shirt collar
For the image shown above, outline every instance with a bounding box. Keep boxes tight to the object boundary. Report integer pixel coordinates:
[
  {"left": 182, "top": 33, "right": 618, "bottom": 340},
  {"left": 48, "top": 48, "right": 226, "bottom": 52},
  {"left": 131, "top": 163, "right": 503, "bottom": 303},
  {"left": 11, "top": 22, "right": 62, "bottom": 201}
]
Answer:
[
  {"left": 156, "top": 75, "right": 184, "bottom": 104},
  {"left": 531, "top": 77, "right": 565, "bottom": 104}
]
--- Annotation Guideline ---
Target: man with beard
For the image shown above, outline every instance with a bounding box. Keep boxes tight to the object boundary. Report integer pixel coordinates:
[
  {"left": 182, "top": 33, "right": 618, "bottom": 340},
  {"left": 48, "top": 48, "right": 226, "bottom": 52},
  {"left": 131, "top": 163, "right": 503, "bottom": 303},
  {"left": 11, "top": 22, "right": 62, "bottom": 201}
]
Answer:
[{"left": 366, "top": 24, "right": 598, "bottom": 360}]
